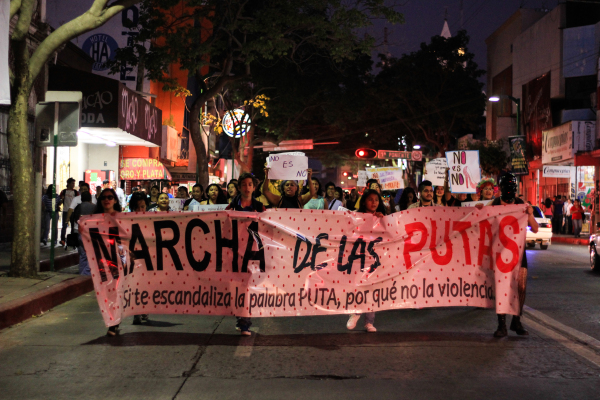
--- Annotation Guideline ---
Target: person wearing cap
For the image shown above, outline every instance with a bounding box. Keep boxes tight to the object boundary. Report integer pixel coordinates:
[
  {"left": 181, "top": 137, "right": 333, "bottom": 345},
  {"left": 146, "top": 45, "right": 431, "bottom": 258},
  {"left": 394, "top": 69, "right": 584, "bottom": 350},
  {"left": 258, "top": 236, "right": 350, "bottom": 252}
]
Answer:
[
  {"left": 408, "top": 180, "right": 441, "bottom": 209},
  {"left": 490, "top": 173, "right": 538, "bottom": 338}
]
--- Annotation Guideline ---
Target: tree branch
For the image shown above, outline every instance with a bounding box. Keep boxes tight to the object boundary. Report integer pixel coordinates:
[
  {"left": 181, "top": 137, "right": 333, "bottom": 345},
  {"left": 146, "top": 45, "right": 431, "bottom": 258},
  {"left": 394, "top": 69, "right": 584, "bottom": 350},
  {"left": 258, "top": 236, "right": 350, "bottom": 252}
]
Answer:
[
  {"left": 9, "top": 0, "right": 21, "bottom": 20},
  {"left": 11, "top": 0, "right": 34, "bottom": 41},
  {"left": 27, "top": 0, "right": 141, "bottom": 87}
]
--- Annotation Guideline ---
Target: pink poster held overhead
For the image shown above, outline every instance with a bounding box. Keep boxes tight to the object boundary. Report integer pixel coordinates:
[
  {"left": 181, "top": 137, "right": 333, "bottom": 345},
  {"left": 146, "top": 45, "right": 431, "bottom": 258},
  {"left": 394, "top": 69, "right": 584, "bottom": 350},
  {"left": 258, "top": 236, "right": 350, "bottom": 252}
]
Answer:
[{"left": 80, "top": 206, "right": 528, "bottom": 327}]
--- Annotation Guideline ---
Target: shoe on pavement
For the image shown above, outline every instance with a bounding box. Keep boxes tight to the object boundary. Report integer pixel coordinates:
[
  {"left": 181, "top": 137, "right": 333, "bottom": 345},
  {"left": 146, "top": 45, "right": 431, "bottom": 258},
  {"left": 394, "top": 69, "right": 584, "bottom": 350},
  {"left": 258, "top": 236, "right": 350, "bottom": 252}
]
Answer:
[
  {"left": 240, "top": 328, "right": 252, "bottom": 336},
  {"left": 347, "top": 314, "right": 360, "bottom": 330},
  {"left": 365, "top": 323, "right": 377, "bottom": 333},
  {"left": 132, "top": 315, "right": 142, "bottom": 325}
]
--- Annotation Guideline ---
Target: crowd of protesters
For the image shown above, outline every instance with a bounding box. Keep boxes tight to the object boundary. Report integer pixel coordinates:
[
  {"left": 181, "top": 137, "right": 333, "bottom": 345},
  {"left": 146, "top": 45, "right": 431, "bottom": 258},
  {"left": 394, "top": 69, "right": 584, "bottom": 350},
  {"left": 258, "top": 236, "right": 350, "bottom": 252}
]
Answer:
[{"left": 53, "top": 169, "right": 542, "bottom": 339}]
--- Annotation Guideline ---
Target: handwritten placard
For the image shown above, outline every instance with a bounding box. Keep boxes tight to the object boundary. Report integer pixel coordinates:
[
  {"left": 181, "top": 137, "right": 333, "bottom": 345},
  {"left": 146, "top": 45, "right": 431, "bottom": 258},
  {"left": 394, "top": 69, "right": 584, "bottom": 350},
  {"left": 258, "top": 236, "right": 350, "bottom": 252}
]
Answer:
[
  {"left": 424, "top": 158, "right": 448, "bottom": 187},
  {"left": 169, "top": 198, "right": 186, "bottom": 211},
  {"left": 366, "top": 167, "right": 404, "bottom": 190},
  {"left": 445, "top": 150, "right": 481, "bottom": 194},
  {"left": 266, "top": 152, "right": 309, "bottom": 180},
  {"left": 357, "top": 171, "right": 367, "bottom": 187},
  {"left": 189, "top": 203, "right": 229, "bottom": 212}
]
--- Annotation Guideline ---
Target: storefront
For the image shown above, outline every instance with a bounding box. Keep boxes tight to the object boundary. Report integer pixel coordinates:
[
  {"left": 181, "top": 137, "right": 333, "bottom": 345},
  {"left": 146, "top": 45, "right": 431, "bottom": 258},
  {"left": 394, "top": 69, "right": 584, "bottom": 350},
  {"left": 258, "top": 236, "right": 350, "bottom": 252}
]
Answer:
[
  {"left": 46, "top": 66, "right": 162, "bottom": 194},
  {"left": 524, "top": 121, "right": 596, "bottom": 207}
]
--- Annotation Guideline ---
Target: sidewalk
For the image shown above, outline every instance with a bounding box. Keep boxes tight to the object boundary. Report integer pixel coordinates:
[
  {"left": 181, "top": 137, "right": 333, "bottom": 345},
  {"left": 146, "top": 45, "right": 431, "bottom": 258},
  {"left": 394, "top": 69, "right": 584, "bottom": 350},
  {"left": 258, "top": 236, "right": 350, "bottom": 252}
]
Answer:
[
  {"left": 551, "top": 233, "right": 590, "bottom": 246},
  {"left": 0, "top": 243, "right": 91, "bottom": 330},
  {"left": 0, "top": 241, "right": 80, "bottom": 273}
]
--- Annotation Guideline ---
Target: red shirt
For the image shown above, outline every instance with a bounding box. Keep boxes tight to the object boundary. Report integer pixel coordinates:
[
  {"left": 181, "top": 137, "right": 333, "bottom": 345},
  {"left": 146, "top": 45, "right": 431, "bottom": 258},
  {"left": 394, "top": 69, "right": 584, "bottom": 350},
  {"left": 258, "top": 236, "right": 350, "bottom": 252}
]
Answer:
[{"left": 571, "top": 205, "right": 584, "bottom": 220}]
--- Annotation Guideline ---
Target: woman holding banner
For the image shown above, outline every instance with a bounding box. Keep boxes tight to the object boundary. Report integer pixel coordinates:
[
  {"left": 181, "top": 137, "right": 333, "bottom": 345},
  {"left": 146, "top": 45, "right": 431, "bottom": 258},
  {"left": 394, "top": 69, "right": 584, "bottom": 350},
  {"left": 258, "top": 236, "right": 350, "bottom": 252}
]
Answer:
[
  {"left": 225, "top": 172, "right": 265, "bottom": 335},
  {"left": 262, "top": 167, "right": 316, "bottom": 208},
  {"left": 201, "top": 183, "right": 228, "bottom": 206},
  {"left": 346, "top": 188, "right": 387, "bottom": 333},
  {"left": 491, "top": 173, "right": 538, "bottom": 338},
  {"left": 93, "top": 188, "right": 124, "bottom": 336}
]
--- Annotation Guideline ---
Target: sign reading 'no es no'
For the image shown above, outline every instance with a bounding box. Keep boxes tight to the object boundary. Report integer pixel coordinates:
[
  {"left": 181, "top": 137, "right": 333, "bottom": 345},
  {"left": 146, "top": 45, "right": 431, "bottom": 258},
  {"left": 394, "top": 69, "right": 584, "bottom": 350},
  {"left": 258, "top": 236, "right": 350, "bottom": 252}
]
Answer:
[{"left": 266, "top": 152, "right": 309, "bottom": 180}]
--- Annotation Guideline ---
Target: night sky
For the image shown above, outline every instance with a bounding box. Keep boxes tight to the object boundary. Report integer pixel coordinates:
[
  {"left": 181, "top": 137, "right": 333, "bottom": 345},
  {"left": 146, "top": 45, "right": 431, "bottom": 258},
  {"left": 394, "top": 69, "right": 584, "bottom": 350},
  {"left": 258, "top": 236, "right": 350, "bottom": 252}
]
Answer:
[{"left": 371, "top": 0, "right": 553, "bottom": 87}]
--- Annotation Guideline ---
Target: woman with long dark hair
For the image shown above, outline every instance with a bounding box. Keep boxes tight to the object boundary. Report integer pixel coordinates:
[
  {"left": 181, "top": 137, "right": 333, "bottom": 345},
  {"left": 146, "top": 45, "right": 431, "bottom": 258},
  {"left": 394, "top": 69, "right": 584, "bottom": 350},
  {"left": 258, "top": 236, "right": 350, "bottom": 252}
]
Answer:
[
  {"left": 398, "top": 187, "right": 417, "bottom": 211},
  {"left": 227, "top": 181, "right": 239, "bottom": 204},
  {"left": 94, "top": 188, "right": 122, "bottom": 336},
  {"left": 201, "top": 183, "right": 228, "bottom": 205},
  {"left": 262, "top": 167, "right": 315, "bottom": 208},
  {"left": 303, "top": 177, "right": 327, "bottom": 209},
  {"left": 149, "top": 185, "right": 160, "bottom": 207},
  {"left": 346, "top": 189, "right": 386, "bottom": 333}
]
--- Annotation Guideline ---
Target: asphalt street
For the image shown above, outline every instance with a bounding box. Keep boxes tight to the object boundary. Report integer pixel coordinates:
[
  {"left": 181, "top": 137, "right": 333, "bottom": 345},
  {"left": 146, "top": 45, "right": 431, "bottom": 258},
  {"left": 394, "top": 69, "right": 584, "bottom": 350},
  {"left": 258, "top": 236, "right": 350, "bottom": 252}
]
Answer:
[{"left": 0, "top": 244, "right": 599, "bottom": 399}]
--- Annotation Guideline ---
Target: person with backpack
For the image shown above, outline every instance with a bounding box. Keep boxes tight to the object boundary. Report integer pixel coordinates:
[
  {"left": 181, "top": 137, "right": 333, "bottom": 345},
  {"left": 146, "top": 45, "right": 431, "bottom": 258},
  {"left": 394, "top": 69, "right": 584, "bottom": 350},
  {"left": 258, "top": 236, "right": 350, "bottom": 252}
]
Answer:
[{"left": 59, "top": 178, "right": 79, "bottom": 247}]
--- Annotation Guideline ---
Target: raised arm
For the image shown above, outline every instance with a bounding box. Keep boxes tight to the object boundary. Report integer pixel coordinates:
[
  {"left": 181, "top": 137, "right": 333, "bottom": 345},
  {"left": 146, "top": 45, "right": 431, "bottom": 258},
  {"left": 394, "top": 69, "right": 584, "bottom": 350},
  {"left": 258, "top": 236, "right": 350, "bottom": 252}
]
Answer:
[
  {"left": 299, "top": 169, "right": 314, "bottom": 206},
  {"left": 262, "top": 168, "right": 282, "bottom": 206}
]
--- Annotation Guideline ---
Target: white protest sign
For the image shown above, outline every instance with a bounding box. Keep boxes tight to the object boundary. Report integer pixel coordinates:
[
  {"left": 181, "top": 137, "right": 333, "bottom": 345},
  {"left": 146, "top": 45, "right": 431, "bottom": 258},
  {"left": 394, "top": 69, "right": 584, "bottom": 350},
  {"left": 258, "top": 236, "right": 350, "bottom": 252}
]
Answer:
[
  {"left": 169, "top": 198, "right": 186, "bottom": 211},
  {"left": 357, "top": 171, "right": 367, "bottom": 187},
  {"left": 424, "top": 158, "right": 448, "bottom": 187},
  {"left": 366, "top": 167, "right": 404, "bottom": 190},
  {"left": 445, "top": 150, "right": 481, "bottom": 194},
  {"left": 461, "top": 200, "right": 492, "bottom": 207},
  {"left": 266, "top": 152, "right": 309, "bottom": 180},
  {"left": 189, "top": 204, "right": 229, "bottom": 212}
]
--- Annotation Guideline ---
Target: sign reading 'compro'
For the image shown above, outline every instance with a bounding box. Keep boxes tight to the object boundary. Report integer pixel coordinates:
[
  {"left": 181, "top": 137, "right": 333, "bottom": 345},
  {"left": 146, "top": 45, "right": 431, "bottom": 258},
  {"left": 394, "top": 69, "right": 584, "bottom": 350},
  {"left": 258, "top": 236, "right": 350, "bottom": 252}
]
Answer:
[{"left": 542, "top": 165, "right": 574, "bottom": 179}]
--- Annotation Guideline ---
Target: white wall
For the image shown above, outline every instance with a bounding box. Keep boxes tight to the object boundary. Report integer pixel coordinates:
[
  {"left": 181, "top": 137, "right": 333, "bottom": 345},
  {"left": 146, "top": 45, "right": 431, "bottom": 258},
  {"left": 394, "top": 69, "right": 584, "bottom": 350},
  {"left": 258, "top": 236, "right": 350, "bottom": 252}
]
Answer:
[{"left": 87, "top": 144, "right": 119, "bottom": 174}]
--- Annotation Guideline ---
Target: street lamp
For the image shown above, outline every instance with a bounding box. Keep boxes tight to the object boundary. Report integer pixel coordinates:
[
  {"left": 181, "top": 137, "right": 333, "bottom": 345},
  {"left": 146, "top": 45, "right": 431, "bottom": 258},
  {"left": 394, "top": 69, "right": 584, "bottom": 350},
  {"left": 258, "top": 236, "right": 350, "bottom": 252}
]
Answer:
[{"left": 489, "top": 95, "right": 521, "bottom": 136}]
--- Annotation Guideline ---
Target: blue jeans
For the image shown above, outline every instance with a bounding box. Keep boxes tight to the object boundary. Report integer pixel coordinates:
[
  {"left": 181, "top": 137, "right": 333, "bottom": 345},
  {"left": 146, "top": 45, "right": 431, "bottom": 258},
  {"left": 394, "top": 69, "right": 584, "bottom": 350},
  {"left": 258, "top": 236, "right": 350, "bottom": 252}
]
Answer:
[
  {"left": 77, "top": 234, "right": 90, "bottom": 276},
  {"left": 43, "top": 211, "right": 58, "bottom": 243}
]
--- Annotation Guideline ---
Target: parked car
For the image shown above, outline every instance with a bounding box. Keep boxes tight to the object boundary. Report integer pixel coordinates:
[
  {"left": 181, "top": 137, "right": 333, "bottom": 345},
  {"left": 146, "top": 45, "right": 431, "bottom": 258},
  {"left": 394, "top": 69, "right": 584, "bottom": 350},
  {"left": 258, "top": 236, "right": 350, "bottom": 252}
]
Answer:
[
  {"left": 588, "top": 222, "right": 600, "bottom": 271},
  {"left": 526, "top": 206, "right": 552, "bottom": 250}
]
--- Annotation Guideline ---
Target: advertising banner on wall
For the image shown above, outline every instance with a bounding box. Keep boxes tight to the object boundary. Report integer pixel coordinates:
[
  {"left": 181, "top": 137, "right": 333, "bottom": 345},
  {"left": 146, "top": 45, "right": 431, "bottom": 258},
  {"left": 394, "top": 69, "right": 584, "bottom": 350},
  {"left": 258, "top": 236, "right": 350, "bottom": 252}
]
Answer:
[
  {"left": 508, "top": 136, "right": 529, "bottom": 175},
  {"left": 523, "top": 72, "right": 552, "bottom": 157},
  {"left": 49, "top": 66, "right": 162, "bottom": 146},
  {"left": 542, "top": 124, "right": 573, "bottom": 164},
  {"left": 46, "top": 3, "right": 145, "bottom": 91},
  {"left": 542, "top": 165, "right": 574, "bottom": 179},
  {"left": 119, "top": 158, "right": 172, "bottom": 181},
  {"left": 80, "top": 206, "right": 527, "bottom": 326}
]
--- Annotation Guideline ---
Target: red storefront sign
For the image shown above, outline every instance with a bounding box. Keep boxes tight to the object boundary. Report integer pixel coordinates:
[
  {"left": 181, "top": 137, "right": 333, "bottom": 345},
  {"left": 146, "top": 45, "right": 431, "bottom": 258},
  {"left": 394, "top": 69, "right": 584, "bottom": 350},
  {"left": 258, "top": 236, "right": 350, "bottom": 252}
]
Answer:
[{"left": 120, "top": 158, "right": 172, "bottom": 180}]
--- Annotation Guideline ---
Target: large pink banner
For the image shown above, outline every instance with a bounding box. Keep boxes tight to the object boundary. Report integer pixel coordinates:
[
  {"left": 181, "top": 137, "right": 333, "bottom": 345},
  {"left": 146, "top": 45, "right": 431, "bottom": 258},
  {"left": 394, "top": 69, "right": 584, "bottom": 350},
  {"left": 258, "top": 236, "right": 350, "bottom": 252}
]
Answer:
[{"left": 80, "top": 206, "right": 528, "bottom": 327}]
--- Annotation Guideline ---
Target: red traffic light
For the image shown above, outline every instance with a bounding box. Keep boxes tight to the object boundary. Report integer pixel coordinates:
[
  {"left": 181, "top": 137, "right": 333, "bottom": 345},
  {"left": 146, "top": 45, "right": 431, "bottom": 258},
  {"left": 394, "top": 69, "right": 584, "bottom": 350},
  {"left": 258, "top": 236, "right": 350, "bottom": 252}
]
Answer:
[
  {"left": 355, "top": 148, "right": 377, "bottom": 158},
  {"left": 343, "top": 172, "right": 348, "bottom": 176}
]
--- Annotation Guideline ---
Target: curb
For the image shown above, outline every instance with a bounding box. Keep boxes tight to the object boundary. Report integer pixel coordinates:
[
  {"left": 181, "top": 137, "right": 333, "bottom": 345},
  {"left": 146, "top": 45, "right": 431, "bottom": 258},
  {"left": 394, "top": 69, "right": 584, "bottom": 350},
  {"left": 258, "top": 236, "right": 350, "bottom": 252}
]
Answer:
[
  {"left": 524, "top": 306, "right": 600, "bottom": 354},
  {"left": 0, "top": 275, "right": 93, "bottom": 330},
  {"left": 550, "top": 237, "right": 589, "bottom": 246},
  {"left": 39, "top": 252, "right": 79, "bottom": 272}
]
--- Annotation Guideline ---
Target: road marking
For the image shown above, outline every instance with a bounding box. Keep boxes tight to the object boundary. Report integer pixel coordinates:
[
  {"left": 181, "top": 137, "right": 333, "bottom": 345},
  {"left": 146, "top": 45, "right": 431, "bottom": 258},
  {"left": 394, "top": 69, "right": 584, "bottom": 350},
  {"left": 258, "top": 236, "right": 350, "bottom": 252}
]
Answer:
[
  {"left": 523, "top": 306, "right": 600, "bottom": 368},
  {"left": 234, "top": 327, "right": 259, "bottom": 358}
]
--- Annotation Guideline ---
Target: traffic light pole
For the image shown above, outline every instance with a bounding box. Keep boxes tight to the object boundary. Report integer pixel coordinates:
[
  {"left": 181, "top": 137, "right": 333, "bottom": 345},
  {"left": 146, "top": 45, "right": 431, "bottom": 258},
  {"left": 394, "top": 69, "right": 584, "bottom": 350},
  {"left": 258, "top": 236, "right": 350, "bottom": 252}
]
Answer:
[{"left": 49, "top": 102, "right": 58, "bottom": 272}]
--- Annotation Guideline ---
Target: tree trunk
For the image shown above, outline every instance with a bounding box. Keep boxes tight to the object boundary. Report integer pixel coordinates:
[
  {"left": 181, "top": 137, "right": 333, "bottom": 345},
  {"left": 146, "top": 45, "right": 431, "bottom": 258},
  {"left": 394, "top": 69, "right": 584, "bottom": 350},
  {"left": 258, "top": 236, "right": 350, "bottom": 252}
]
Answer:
[
  {"left": 189, "top": 100, "right": 209, "bottom": 187},
  {"left": 8, "top": 39, "right": 36, "bottom": 277}
]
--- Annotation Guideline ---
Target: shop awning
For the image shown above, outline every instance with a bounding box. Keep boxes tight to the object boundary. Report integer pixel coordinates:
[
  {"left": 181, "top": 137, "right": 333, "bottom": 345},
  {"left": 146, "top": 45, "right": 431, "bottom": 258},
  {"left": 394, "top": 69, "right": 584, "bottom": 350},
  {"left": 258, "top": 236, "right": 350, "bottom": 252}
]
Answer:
[
  {"left": 119, "top": 158, "right": 172, "bottom": 181},
  {"left": 49, "top": 66, "right": 162, "bottom": 147}
]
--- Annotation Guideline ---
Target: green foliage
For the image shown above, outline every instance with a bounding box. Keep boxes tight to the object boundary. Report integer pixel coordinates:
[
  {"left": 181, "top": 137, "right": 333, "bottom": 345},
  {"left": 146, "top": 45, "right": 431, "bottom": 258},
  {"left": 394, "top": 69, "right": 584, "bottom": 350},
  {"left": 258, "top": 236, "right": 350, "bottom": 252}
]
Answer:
[
  {"left": 465, "top": 139, "right": 509, "bottom": 176},
  {"left": 371, "top": 30, "right": 486, "bottom": 153}
]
